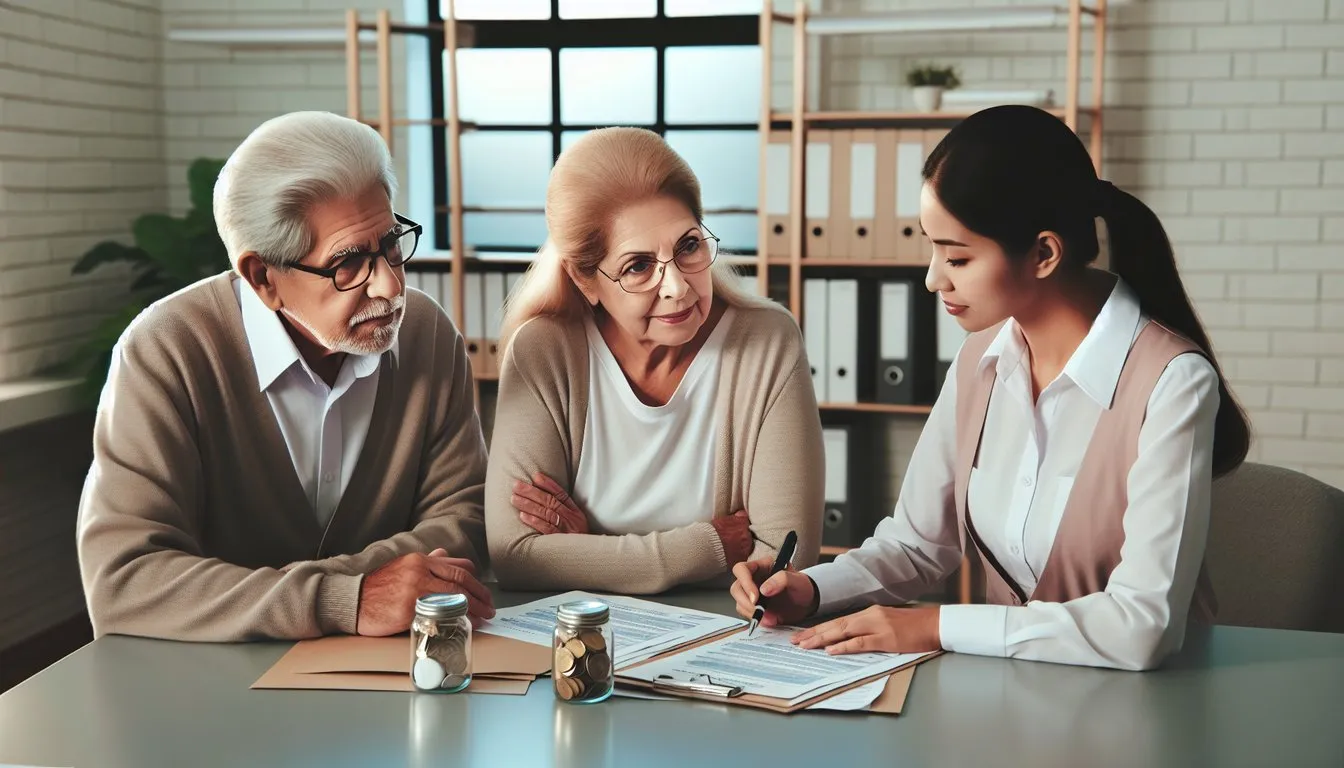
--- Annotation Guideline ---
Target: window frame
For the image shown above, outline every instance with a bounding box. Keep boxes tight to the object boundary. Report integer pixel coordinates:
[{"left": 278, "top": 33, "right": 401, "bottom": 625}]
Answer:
[{"left": 425, "top": 0, "right": 760, "bottom": 254}]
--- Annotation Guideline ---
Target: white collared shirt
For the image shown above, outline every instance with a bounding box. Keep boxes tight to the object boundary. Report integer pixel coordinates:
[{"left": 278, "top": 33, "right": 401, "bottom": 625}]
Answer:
[
  {"left": 804, "top": 278, "right": 1220, "bottom": 670},
  {"left": 235, "top": 278, "right": 396, "bottom": 527}
]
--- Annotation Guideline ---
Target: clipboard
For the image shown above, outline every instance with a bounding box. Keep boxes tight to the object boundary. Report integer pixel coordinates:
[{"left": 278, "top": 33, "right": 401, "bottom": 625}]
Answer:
[{"left": 616, "top": 627, "right": 939, "bottom": 715}]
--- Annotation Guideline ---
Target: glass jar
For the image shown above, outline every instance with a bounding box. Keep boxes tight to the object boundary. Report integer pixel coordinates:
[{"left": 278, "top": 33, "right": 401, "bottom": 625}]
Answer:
[
  {"left": 552, "top": 600, "right": 614, "bottom": 704},
  {"left": 410, "top": 593, "right": 472, "bottom": 693}
]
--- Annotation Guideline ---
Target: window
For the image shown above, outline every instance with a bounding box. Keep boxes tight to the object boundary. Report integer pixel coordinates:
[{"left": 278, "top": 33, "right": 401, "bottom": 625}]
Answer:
[{"left": 423, "top": 0, "right": 761, "bottom": 256}]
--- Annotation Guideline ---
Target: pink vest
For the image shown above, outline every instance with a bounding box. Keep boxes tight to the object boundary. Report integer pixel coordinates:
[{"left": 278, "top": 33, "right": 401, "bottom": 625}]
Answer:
[{"left": 953, "top": 320, "right": 1216, "bottom": 621}]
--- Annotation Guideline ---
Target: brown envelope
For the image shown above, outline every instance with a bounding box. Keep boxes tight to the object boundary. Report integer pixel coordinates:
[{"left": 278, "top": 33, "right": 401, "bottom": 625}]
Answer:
[
  {"left": 249, "top": 633, "right": 552, "bottom": 694},
  {"left": 279, "top": 633, "right": 552, "bottom": 677}
]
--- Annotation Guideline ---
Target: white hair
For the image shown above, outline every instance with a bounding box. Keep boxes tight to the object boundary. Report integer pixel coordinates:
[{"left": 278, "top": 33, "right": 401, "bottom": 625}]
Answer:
[{"left": 214, "top": 111, "right": 398, "bottom": 269}]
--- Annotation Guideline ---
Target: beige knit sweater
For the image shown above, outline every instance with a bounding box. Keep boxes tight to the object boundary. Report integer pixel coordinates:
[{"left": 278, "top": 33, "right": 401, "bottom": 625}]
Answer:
[
  {"left": 485, "top": 300, "right": 824, "bottom": 594},
  {"left": 76, "top": 273, "right": 489, "bottom": 642}
]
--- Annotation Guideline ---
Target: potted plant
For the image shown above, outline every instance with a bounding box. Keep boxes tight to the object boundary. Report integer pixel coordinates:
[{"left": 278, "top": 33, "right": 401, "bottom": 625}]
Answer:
[
  {"left": 58, "top": 158, "right": 230, "bottom": 402},
  {"left": 905, "top": 63, "right": 961, "bottom": 112}
]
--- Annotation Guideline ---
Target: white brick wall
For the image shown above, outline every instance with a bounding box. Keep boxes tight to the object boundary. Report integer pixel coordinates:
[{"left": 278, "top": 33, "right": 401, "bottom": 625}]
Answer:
[
  {"left": 822, "top": 0, "right": 1344, "bottom": 487},
  {"left": 160, "top": 0, "right": 410, "bottom": 216},
  {"left": 0, "top": 0, "right": 165, "bottom": 382}
]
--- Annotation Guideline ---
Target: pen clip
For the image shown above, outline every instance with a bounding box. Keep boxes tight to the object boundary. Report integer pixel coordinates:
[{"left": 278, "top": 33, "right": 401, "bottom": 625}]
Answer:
[{"left": 652, "top": 673, "right": 744, "bottom": 698}]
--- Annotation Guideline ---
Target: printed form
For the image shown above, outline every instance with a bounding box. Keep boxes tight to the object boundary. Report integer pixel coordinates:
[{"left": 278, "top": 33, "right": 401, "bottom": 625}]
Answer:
[{"left": 478, "top": 591, "right": 745, "bottom": 668}]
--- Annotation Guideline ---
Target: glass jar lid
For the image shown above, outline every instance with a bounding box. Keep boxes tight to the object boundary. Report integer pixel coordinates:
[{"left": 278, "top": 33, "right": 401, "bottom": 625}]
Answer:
[
  {"left": 415, "top": 593, "right": 469, "bottom": 620},
  {"left": 557, "top": 599, "right": 609, "bottom": 628}
]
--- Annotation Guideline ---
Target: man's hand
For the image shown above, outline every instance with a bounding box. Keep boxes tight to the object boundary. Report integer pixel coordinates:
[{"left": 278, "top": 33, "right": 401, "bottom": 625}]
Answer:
[{"left": 356, "top": 548, "right": 495, "bottom": 636}]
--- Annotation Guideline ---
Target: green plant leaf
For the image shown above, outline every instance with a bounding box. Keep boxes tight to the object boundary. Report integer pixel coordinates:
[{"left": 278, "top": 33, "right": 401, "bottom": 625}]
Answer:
[
  {"left": 132, "top": 213, "right": 197, "bottom": 285},
  {"left": 71, "top": 241, "right": 151, "bottom": 275},
  {"left": 188, "top": 158, "right": 226, "bottom": 216}
]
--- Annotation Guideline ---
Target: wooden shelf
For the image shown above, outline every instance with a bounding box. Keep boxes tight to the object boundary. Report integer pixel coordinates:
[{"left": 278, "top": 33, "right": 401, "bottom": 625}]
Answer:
[
  {"left": 820, "top": 545, "right": 852, "bottom": 557},
  {"left": 800, "top": 259, "right": 923, "bottom": 268},
  {"left": 771, "top": 107, "right": 1095, "bottom": 124},
  {"left": 818, "top": 402, "right": 932, "bottom": 415}
]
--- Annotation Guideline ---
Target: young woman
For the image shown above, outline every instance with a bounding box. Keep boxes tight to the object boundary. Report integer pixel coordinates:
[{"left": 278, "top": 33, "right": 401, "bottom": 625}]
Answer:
[
  {"left": 484, "top": 127, "right": 823, "bottom": 594},
  {"left": 729, "top": 105, "right": 1250, "bottom": 671}
]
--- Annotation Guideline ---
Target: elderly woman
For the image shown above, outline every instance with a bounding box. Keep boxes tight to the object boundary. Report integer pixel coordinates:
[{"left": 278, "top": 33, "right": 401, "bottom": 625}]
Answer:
[
  {"left": 77, "top": 111, "right": 493, "bottom": 642},
  {"left": 485, "top": 127, "right": 823, "bottom": 594}
]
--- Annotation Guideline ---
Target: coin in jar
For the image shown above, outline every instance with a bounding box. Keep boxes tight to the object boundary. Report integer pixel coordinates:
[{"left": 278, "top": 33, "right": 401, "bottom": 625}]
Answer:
[
  {"left": 555, "top": 647, "right": 576, "bottom": 676},
  {"left": 413, "top": 657, "right": 446, "bottom": 690},
  {"left": 579, "top": 629, "right": 606, "bottom": 653},
  {"left": 564, "top": 637, "right": 587, "bottom": 659},
  {"left": 583, "top": 650, "right": 612, "bottom": 682},
  {"left": 556, "top": 676, "right": 578, "bottom": 701}
]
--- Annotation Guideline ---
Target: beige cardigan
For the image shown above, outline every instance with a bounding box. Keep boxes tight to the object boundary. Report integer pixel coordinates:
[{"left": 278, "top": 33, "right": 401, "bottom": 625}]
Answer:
[
  {"left": 485, "top": 301, "right": 824, "bottom": 593},
  {"left": 77, "top": 273, "right": 490, "bottom": 641}
]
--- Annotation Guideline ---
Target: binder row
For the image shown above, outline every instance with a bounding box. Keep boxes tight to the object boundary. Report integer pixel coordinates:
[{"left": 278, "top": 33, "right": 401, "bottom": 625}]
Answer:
[
  {"left": 804, "top": 278, "right": 968, "bottom": 405},
  {"left": 763, "top": 128, "right": 950, "bottom": 262},
  {"left": 406, "top": 270, "right": 523, "bottom": 378}
]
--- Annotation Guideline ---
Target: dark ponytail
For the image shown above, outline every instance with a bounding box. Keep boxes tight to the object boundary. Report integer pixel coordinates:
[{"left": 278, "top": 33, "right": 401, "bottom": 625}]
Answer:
[{"left": 925, "top": 105, "right": 1249, "bottom": 477}]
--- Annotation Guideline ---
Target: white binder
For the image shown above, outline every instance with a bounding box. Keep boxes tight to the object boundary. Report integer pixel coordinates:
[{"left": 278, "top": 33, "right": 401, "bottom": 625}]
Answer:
[
  {"left": 803, "top": 278, "right": 829, "bottom": 402},
  {"left": 765, "top": 131, "right": 792, "bottom": 261},
  {"left": 849, "top": 130, "right": 877, "bottom": 260},
  {"left": 483, "top": 271, "right": 506, "bottom": 377},
  {"left": 826, "top": 279, "right": 859, "bottom": 404},
  {"left": 895, "top": 130, "right": 925, "bottom": 266},
  {"left": 464, "top": 272, "right": 485, "bottom": 374},
  {"left": 805, "top": 134, "right": 832, "bottom": 259}
]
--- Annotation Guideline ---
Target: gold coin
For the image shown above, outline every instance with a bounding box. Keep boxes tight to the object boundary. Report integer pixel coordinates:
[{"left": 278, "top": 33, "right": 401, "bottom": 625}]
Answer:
[
  {"left": 554, "top": 647, "right": 575, "bottom": 676},
  {"left": 580, "top": 630, "right": 606, "bottom": 652},
  {"left": 564, "top": 637, "right": 587, "bottom": 659}
]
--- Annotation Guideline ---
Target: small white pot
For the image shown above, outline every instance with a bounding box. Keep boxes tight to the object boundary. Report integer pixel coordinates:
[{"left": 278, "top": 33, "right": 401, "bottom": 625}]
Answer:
[{"left": 912, "top": 86, "right": 943, "bottom": 112}]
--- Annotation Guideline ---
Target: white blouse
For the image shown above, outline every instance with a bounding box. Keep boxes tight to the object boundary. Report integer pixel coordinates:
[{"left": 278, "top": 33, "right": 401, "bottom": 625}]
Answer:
[
  {"left": 804, "top": 279, "right": 1221, "bottom": 670},
  {"left": 572, "top": 309, "right": 735, "bottom": 535}
]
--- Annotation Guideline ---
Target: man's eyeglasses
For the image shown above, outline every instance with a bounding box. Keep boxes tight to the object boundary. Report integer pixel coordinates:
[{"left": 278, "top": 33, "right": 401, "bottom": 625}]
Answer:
[
  {"left": 595, "top": 227, "right": 720, "bottom": 294},
  {"left": 289, "top": 212, "right": 422, "bottom": 292}
]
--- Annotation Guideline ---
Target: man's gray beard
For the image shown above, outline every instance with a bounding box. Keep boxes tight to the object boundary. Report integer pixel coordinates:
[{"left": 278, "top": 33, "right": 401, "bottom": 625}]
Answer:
[{"left": 282, "top": 295, "right": 404, "bottom": 356}]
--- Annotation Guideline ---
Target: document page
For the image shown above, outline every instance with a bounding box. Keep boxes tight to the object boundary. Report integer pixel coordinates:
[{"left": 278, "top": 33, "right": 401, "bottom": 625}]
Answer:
[
  {"left": 479, "top": 591, "right": 745, "bottom": 668},
  {"left": 623, "top": 626, "right": 933, "bottom": 703}
]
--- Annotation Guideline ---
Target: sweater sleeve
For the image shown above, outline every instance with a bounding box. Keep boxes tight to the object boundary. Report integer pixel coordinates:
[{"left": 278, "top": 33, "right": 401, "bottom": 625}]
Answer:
[
  {"left": 307, "top": 313, "right": 490, "bottom": 577},
  {"left": 740, "top": 355, "right": 825, "bottom": 570},
  {"left": 485, "top": 326, "right": 728, "bottom": 595},
  {"left": 77, "top": 330, "right": 362, "bottom": 642}
]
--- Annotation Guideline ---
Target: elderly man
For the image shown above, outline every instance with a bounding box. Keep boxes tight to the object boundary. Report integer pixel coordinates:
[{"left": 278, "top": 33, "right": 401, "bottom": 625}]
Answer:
[{"left": 77, "top": 111, "right": 494, "bottom": 641}]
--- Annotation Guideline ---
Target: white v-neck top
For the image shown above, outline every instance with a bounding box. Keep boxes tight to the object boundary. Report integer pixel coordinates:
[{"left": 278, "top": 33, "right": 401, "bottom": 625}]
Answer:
[{"left": 572, "top": 309, "right": 736, "bottom": 535}]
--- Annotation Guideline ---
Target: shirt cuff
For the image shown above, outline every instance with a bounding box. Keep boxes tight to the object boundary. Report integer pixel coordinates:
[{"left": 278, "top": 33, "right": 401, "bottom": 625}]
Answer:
[
  {"left": 803, "top": 560, "right": 863, "bottom": 615},
  {"left": 939, "top": 603, "right": 1009, "bottom": 658},
  {"left": 318, "top": 572, "right": 364, "bottom": 635}
]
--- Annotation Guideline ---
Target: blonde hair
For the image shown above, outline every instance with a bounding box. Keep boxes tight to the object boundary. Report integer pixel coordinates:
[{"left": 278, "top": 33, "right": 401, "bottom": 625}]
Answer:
[{"left": 500, "top": 127, "right": 765, "bottom": 350}]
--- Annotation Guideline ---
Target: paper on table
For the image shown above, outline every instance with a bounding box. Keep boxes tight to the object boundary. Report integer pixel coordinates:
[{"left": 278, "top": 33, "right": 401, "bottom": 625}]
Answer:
[
  {"left": 479, "top": 591, "right": 745, "bottom": 667},
  {"left": 805, "top": 676, "right": 886, "bottom": 711},
  {"left": 622, "top": 626, "right": 935, "bottom": 703}
]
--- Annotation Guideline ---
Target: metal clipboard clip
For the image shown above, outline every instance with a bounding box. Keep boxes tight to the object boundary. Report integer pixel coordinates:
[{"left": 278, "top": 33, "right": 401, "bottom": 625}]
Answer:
[{"left": 651, "top": 673, "right": 744, "bottom": 698}]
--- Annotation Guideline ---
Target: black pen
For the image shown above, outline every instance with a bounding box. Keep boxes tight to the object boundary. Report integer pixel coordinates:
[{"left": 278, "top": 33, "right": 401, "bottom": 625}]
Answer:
[{"left": 747, "top": 530, "right": 797, "bottom": 638}]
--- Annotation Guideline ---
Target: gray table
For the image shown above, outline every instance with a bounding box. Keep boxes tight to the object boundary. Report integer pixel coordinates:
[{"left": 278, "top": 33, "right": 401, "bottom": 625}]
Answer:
[{"left": 2, "top": 590, "right": 1342, "bottom": 768}]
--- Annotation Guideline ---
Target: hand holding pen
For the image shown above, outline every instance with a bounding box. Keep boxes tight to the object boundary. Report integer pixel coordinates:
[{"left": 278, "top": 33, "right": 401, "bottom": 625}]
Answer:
[{"left": 729, "top": 530, "right": 819, "bottom": 633}]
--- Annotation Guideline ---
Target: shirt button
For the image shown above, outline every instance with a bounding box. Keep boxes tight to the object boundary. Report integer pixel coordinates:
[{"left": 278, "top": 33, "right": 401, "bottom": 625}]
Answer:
[
  {"left": 1011, "top": 545, "right": 1021, "bottom": 555},
  {"left": 323, "top": 473, "right": 335, "bottom": 483},
  {"left": 1021, "top": 476, "right": 1033, "bottom": 487}
]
